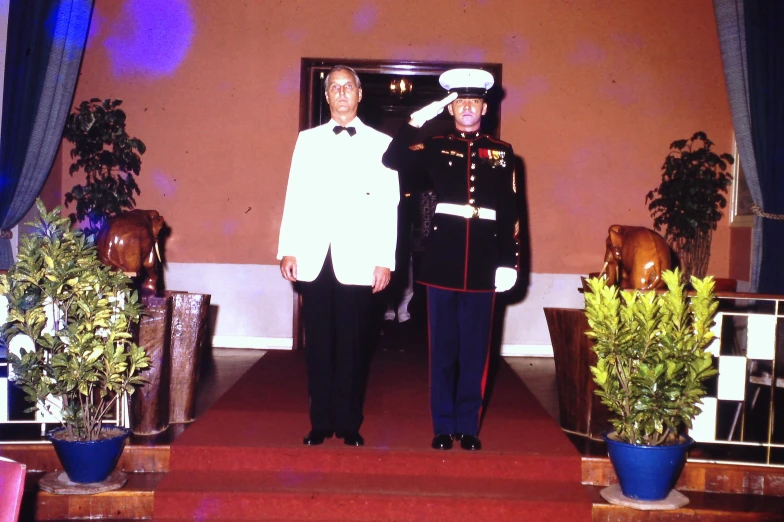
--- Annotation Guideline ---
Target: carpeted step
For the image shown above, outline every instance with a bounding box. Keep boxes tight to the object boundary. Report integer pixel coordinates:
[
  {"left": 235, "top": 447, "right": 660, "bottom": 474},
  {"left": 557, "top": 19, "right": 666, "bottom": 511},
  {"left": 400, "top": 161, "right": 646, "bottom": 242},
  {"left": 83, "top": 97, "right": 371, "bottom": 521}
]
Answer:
[
  {"left": 154, "top": 469, "right": 593, "bottom": 521},
  {"left": 154, "top": 351, "right": 590, "bottom": 520},
  {"left": 167, "top": 350, "right": 582, "bottom": 483},
  {"left": 168, "top": 442, "right": 579, "bottom": 482}
]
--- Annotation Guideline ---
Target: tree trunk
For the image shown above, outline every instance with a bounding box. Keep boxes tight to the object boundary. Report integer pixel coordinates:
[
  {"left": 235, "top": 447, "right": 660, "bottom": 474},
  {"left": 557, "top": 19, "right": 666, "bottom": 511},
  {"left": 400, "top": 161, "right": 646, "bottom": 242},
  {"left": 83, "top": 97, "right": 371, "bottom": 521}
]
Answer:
[{"left": 671, "top": 230, "right": 712, "bottom": 281}]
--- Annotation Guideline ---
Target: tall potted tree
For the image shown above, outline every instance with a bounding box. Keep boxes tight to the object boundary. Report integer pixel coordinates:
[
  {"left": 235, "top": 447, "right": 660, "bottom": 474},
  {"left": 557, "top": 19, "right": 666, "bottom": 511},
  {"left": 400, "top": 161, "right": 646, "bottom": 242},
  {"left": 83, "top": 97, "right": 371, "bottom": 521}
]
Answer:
[
  {"left": 584, "top": 269, "right": 718, "bottom": 502},
  {"left": 645, "top": 131, "right": 734, "bottom": 280},
  {"left": 63, "top": 98, "right": 146, "bottom": 236},
  {"left": 0, "top": 200, "right": 150, "bottom": 484}
]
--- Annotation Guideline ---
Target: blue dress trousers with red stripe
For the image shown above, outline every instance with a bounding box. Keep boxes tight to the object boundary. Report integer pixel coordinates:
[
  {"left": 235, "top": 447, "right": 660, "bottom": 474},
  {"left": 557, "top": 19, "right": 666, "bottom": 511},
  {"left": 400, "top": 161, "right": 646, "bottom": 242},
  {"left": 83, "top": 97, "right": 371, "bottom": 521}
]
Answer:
[{"left": 383, "top": 124, "right": 519, "bottom": 436}]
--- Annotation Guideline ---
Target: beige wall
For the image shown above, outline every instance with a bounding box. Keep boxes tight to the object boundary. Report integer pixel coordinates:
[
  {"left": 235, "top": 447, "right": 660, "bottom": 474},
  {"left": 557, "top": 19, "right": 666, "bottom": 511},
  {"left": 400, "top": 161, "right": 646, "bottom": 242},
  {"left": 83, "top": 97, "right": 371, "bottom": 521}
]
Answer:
[{"left": 57, "top": 0, "right": 734, "bottom": 276}]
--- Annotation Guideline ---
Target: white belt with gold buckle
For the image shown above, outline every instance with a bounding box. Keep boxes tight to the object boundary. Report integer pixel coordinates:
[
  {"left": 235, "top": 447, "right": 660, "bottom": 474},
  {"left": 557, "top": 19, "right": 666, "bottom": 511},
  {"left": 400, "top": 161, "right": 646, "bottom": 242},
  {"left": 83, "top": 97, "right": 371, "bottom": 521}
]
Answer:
[{"left": 435, "top": 203, "right": 497, "bottom": 220}]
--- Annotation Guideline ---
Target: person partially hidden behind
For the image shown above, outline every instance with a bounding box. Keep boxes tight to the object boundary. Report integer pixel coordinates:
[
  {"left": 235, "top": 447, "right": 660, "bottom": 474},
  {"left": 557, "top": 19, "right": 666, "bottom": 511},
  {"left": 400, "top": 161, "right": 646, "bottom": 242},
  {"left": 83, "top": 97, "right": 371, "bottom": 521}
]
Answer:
[
  {"left": 277, "top": 65, "right": 399, "bottom": 447},
  {"left": 382, "top": 69, "right": 519, "bottom": 451}
]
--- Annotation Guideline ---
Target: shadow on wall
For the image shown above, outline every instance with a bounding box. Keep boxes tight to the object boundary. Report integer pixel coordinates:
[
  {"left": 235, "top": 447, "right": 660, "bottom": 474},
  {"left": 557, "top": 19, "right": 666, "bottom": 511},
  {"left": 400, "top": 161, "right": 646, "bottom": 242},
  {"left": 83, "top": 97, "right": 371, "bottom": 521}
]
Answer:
[{"left": 195, "top": 304, "right": 219, "bottom": 372}]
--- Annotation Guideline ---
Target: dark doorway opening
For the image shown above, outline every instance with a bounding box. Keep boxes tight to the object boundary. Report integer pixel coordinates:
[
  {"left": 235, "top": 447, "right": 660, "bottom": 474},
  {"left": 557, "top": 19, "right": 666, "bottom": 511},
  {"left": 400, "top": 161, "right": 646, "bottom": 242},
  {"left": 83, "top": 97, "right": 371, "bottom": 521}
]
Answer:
[{"left": 293, "top": 59, "right": 504, "bottom": 351}]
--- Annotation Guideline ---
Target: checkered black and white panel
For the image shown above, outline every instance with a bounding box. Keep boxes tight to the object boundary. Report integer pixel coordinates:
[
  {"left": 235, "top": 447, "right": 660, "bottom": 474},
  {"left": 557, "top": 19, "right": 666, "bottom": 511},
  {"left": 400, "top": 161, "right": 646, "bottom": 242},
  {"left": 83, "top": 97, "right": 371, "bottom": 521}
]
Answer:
[
  {"left": 691, "top": 311, "right": 779, "bottom": 443},
  {"left": 1, "top": 294, "right": 129, "bottom": 438},
  {"left": 1, "top": 293, "right": 41, "bottom": 427}
]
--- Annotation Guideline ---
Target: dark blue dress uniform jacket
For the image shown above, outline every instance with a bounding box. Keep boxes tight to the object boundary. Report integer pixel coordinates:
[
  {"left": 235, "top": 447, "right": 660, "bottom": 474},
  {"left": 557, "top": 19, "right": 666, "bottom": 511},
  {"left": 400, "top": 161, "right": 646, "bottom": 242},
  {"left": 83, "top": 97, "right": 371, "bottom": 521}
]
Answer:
[{"left": 383, "top": 125, "right": 519, "bottom": 291}]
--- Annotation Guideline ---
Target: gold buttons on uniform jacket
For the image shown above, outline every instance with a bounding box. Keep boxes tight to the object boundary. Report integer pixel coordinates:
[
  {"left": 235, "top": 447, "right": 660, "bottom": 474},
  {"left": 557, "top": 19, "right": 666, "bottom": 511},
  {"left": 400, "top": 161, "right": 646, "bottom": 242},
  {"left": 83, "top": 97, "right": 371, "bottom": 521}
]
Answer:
[
  {"left": 471, "top": 164, "right": 475, "bottom": 170},
  {"left": 470, "top": 175, "right": 475, "bottom": 181},
  {"left": 470, "top": 187, "right": 475, "bottom": 192},
  {"left": 449, "top": 161, "right": 452, "bottom": 166},
  {"left": 469, "top": 198, "right": 475, "bottom": 204}
]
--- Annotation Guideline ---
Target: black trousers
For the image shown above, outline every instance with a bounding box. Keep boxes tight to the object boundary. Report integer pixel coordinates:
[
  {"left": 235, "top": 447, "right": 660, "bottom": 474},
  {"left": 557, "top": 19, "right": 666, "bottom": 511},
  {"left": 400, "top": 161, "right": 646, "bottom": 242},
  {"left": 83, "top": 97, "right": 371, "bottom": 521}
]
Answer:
[{"left": 298, "top": 250, "right": 372, "bottom": 434}]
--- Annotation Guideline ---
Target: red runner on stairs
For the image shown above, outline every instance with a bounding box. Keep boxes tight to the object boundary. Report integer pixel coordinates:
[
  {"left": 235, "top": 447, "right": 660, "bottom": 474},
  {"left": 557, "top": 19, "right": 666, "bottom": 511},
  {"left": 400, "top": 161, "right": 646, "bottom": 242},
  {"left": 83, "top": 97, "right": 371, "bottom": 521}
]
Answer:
[{"left": 154, "top": 350, "right": 592, "bottom": 521}]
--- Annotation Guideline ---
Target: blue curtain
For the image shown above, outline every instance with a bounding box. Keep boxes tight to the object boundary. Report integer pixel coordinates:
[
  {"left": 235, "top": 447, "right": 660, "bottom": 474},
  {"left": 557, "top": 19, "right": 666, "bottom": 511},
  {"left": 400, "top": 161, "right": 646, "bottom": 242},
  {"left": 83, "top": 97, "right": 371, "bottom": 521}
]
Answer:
[
  {"left": 744, "top": 1, "right": 784, "bottom": 295},
  {"left": 714, "top": 0, "right": 764, "bottom": 291},
  {"left": 0, "top": 0, "right": 94, "bottom": 269}
]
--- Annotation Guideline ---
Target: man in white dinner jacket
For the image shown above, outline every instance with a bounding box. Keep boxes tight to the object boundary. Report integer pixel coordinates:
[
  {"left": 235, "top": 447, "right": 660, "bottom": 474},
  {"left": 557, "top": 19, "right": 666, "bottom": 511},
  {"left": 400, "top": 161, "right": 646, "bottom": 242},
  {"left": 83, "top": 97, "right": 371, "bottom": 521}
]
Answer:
[{"left": 277, "top": 65, "right": 399, "bottom": 447}]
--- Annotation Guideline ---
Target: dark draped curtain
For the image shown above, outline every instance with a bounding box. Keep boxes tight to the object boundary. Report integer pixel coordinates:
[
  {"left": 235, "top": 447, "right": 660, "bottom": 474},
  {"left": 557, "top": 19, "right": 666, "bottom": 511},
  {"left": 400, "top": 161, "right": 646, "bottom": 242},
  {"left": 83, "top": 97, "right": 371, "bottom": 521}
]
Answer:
[
  {"left": 0, "top": 0, "right": 94, "bottom": 269},
  {"left": 715, "top": 0, "right": 784, "bottom": 294},
  {"left": 714, "top": 0, "right": 763, "bottom": 291},
  {"left": 744, "top": 1, "right": 784, "bottom": 295}
]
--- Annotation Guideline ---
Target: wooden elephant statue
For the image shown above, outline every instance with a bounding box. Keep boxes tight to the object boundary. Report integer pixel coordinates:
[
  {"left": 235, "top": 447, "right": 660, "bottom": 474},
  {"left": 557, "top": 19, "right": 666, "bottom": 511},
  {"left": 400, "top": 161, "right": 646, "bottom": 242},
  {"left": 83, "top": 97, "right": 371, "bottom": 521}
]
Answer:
[
  {"left": 95, "top": 210, "right": 165, "bottom": 295},
  {"left": 599, "top": 225, "right": 671, "bottom": 291}
]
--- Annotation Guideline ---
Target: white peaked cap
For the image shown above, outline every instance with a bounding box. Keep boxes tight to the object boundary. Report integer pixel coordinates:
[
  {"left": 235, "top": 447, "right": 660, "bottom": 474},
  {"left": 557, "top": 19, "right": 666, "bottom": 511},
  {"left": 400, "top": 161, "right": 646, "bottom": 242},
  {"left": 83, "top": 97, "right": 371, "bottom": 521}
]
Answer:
[{"left": 439, "top": 68, "right": 494, "bottom": 97}]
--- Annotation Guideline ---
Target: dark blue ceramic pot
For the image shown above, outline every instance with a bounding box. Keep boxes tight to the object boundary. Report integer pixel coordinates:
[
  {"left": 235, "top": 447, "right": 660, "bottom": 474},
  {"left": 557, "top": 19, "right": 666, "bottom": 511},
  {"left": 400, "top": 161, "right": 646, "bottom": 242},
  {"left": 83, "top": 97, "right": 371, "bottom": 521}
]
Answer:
[
  {"left": 603, "top": 432, "right": 693, "bottom": 501},
  {"left": 47, "top": 426, "right": 130, "bottom": 483}
]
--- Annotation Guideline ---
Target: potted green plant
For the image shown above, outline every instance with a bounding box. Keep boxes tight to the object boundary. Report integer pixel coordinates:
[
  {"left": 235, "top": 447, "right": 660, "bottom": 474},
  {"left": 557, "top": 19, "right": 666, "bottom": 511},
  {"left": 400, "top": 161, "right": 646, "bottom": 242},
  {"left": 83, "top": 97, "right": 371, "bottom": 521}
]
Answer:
[
  {"left": 584, "top": 268, "right": 718, "bottom": 501},
  {"left": 63, "top": 98, "right": 146, "bottom": 236},
  {"left": 645, "top": 131, "right": 734, "bottom": 280},
  {"left": 0, "top": 200, "right": 150, "bottom": 484}
]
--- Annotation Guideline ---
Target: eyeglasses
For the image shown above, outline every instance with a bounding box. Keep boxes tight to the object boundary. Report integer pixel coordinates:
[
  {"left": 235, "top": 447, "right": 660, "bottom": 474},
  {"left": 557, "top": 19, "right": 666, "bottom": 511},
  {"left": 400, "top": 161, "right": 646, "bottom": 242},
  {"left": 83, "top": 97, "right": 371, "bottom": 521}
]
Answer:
[{"left": 328, "top": 83, "right": 358, "bottom": 94}]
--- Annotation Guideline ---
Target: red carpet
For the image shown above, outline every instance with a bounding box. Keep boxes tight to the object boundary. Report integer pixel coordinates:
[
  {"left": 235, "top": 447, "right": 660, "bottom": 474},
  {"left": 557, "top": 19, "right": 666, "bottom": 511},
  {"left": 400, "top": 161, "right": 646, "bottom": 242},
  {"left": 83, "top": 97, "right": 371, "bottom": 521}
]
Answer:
[{"left": 153, "top": 350, "right": 592, "bottom": 520}]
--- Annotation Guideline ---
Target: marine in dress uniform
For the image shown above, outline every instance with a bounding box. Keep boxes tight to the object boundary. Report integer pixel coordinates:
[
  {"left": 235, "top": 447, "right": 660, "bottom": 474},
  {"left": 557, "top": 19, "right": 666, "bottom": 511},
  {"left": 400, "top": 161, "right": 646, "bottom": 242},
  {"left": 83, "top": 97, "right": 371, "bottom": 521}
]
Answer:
[
  {"left": 278, "top": 66, "right": 399, "bottom": 447},
  {"left": 382, "top": 69, "right": 519, "bottom": 451}
]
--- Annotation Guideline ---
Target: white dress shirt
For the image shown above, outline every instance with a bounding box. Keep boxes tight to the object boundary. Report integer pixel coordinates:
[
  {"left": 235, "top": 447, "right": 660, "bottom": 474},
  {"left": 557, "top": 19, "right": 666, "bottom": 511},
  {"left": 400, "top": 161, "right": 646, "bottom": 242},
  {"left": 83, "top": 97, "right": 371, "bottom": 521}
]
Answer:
[{"left": 277, "top": 118, "right": 399, "bottom": 285}]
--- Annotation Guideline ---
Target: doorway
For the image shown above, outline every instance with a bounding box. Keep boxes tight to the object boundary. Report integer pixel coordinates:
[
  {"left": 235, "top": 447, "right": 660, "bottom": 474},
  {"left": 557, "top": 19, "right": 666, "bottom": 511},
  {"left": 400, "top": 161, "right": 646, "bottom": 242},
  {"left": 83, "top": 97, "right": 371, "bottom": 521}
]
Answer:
[{"left": 292, "top": 58, "right": 504, "bottom": 351}]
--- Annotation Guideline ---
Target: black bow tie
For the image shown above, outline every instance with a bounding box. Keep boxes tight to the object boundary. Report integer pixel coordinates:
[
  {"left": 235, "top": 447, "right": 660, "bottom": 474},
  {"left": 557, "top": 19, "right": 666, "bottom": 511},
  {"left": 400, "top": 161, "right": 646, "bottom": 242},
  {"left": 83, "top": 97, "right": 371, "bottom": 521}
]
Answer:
[{"left": 333, "top": 125, "right": 356, "bottom": 137}]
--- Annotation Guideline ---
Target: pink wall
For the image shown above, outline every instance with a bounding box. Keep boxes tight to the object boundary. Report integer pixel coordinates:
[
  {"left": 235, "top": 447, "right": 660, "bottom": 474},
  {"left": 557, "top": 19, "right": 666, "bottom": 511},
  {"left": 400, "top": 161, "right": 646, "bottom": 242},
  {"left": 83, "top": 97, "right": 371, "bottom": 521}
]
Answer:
[
  {"left": 729, "top": 227, "right": 752, "bottom": 282},
  {"left": 57, "top": 0, "right": 734, "bottom": 276}
]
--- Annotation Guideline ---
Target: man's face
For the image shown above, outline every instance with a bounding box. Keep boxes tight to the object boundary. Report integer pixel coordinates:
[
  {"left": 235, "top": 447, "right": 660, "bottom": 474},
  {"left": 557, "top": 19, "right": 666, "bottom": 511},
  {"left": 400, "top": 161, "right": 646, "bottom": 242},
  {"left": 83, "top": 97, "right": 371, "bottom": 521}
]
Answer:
[
  {"left": 325, "top": 70, "right": 362, "bottom": 120},
  {"left": 447, "top": 97, "right": 487, "bottom": 132}
]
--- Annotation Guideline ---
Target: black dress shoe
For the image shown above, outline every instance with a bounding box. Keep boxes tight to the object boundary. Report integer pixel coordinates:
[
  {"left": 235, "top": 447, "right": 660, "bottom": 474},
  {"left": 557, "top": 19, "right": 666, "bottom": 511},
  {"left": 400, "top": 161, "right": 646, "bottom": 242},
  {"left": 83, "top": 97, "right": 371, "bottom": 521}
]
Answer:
[
  {"left": 303, "top": 430, "right": 333, "bottom": 446},
  {"left": 337, "top": 431, "right": 365, "bottom": 446},
  {"left": 431, "top": 434, "right": 454, "bottom": 450},
  {"left": 458, "top": 434, "right": 482, "bottom": 451}
]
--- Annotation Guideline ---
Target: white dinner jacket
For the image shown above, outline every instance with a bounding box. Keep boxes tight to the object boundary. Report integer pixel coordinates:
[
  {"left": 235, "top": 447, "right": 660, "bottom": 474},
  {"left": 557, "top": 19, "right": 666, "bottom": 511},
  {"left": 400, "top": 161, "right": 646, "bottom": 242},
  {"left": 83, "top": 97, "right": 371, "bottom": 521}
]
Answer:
[{"left": 277, "top": 118, "right": 399, "bottom": 285}]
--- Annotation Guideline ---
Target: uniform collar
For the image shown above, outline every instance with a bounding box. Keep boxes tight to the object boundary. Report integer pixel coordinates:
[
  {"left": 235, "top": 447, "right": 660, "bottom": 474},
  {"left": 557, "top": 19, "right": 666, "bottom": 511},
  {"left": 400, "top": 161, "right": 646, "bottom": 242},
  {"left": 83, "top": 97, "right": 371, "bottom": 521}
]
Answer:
[{"left": 453, "top": 129, "right": 481, "bottom": 140}]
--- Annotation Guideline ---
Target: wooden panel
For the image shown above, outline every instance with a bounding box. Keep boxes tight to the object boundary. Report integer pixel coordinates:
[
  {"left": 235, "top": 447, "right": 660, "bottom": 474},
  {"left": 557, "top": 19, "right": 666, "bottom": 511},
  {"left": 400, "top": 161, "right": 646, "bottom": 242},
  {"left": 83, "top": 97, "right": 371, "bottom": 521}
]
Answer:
[
  {"left": 0, "top": 444, "right": 170, "bottom": 473},
  {"left": 544, "top": 307, "right": 612, "bottom": 437},
  {"left": 583, "top": 457, "right": 784, "bottom": 496},
  {"left": 132, "top": 295, "right": 173, "bottom": 435},
  {"left": 32, "top": 472, "right": 163, "bottom": 520},
  {"left": 587, "top": 485, "right": 784, "bottom": 521},
  {"left": 166, "top": 291, "right": 210, "bottom": 424}
]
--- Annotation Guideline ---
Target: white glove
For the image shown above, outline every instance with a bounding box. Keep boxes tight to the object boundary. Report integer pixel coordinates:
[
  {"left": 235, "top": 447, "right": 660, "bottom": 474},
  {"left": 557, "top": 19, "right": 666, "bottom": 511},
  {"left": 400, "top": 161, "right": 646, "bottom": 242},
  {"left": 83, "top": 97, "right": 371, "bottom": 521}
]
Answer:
[
  {"left": 495, "top": 267, "right": 517, "bottom": 292},
  {"left": 409, "top": 92, "right": 458, "bottom": 128}
]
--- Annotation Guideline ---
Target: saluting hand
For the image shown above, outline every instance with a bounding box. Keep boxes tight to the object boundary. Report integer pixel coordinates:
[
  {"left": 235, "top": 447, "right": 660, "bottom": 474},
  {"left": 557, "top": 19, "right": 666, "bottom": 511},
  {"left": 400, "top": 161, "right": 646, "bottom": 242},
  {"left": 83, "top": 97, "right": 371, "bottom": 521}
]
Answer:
[
  {"left": 409, "top": 92, "right": 458, "bottom": 128},
  {"left": 371, "top": 266, "right": 391, "bottom": 293},
  {"left": 280, "top": 256, "right": 298, "bottom": 282}
]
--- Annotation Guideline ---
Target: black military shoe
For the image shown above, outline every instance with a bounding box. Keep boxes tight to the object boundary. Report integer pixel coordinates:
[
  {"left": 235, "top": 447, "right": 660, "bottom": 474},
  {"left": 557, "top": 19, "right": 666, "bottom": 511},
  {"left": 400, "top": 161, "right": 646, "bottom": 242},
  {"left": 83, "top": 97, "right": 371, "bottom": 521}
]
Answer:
[
  {"left": 337, "top": 431, "right": 365, "bottom": 446},
  {"left": 457, "top": 434, "right": 482, "bottom": 451},
  {"left": 431, "top": 434, "right": 454, "bottom": 450},
  {"left": 303, "top": 430, "right": 333, "bottom": 446}
]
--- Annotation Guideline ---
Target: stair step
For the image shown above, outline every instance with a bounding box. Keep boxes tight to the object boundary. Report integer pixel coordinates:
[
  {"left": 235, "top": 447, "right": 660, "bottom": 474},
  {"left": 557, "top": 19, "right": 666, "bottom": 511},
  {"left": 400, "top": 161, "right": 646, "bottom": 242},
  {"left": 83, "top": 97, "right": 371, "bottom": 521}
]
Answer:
[
  {"left": 1, "top": 443, "right": 171, "bottom": 473},
  {"left": 170, "top": 444, "right": 580, "bottom": 481},
  {"left": 583, "top": 456, "right": 784, "bottom": 497},
  {"left": 154, "top": 470, "right": 593, "bottom": 521},
  {"left": 25, "top": 472, "right": 164, "bottom": 521},
  {"left": 586, "top": 485, "right": 784, "bottom": 521}
]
